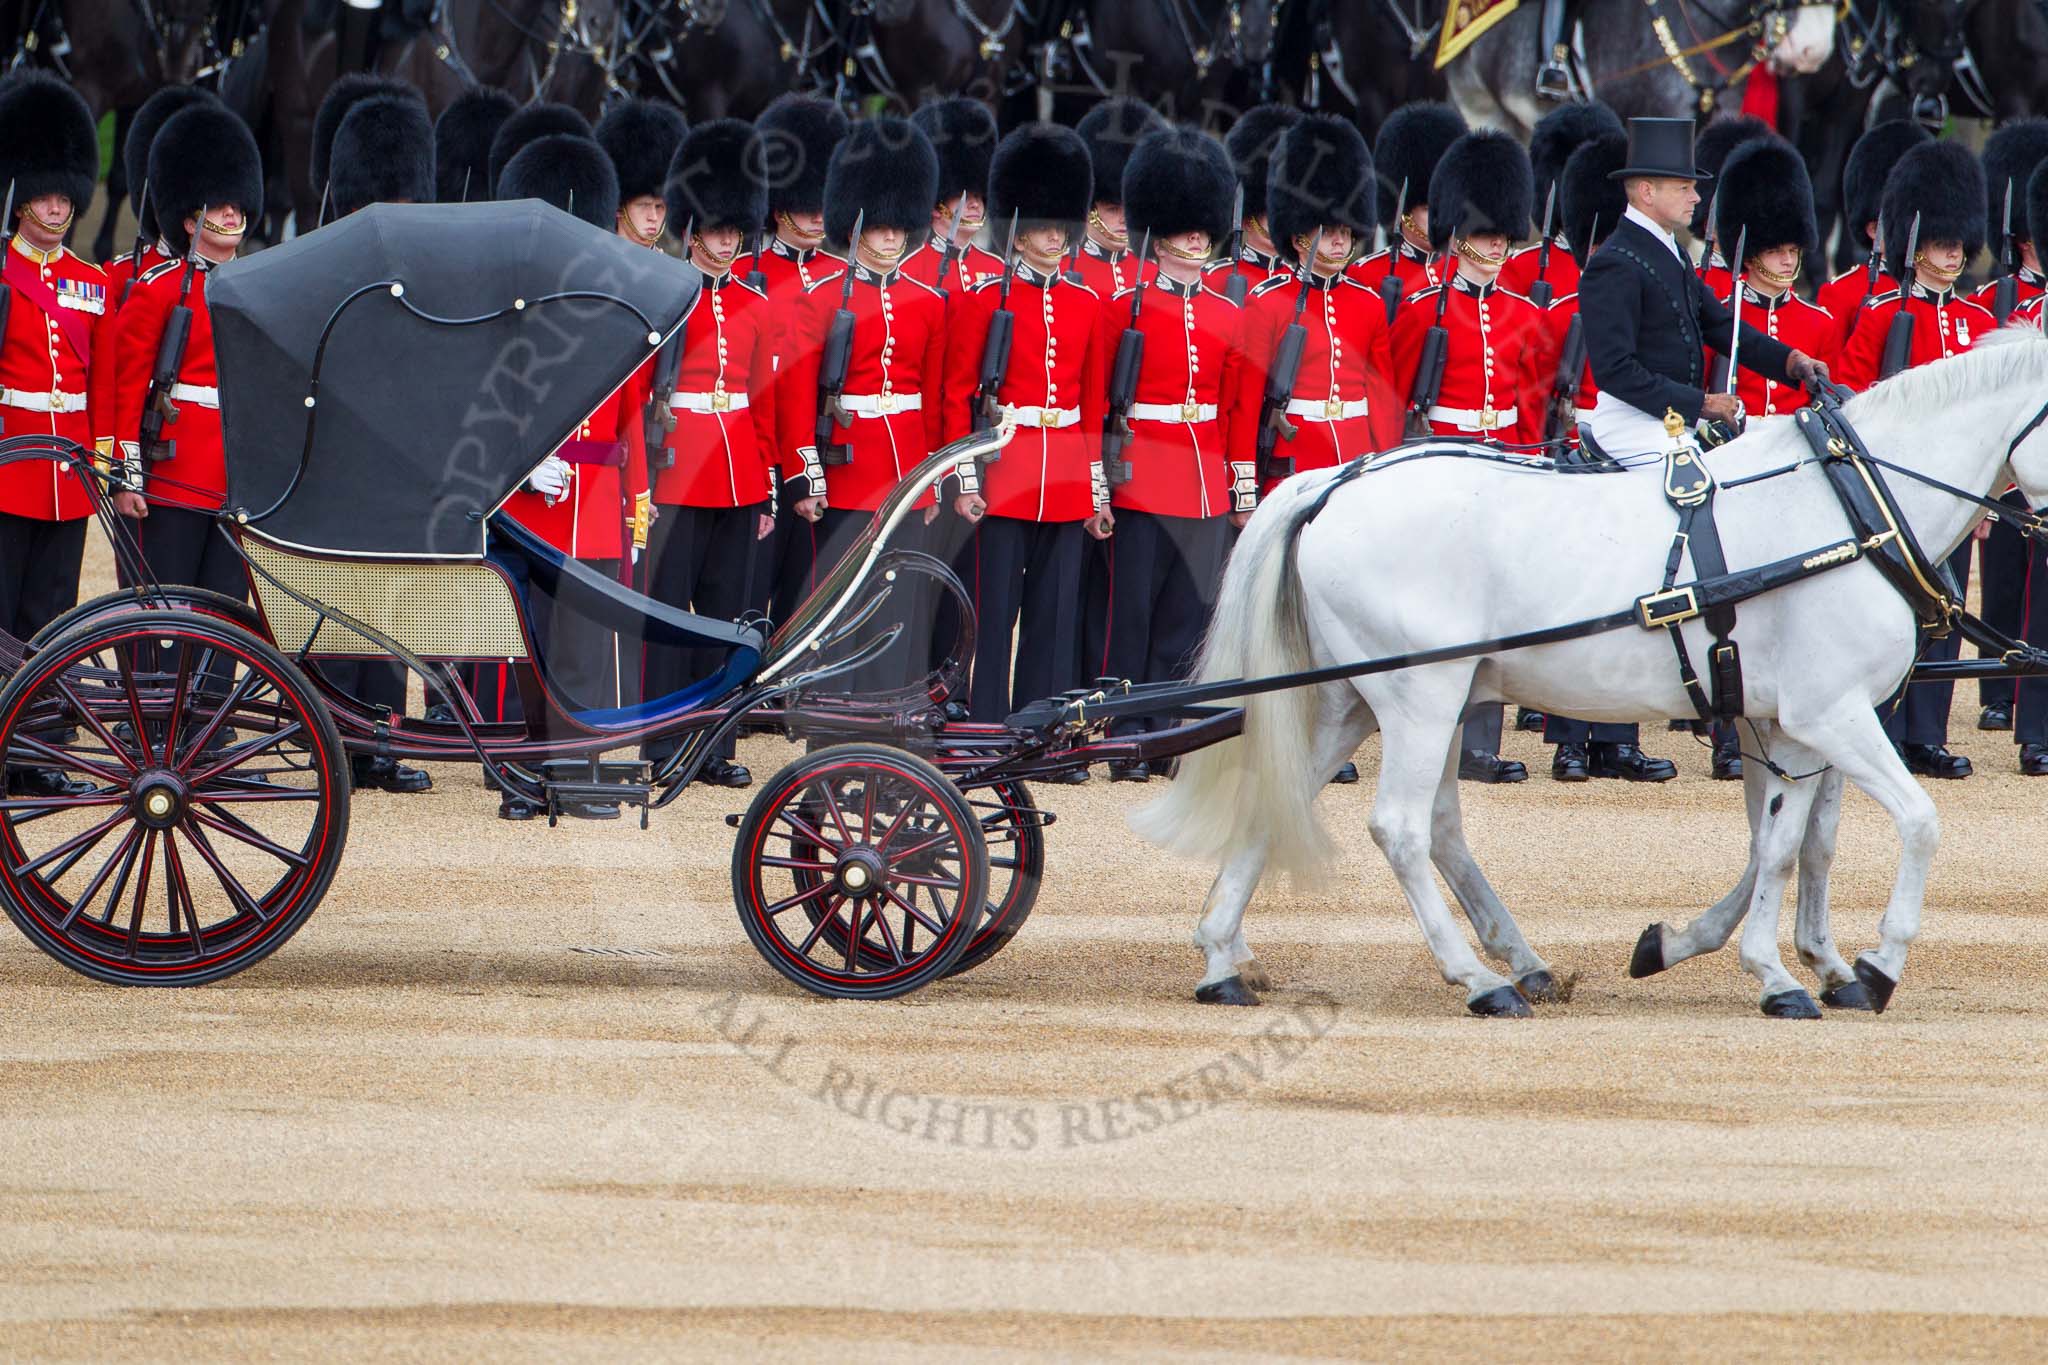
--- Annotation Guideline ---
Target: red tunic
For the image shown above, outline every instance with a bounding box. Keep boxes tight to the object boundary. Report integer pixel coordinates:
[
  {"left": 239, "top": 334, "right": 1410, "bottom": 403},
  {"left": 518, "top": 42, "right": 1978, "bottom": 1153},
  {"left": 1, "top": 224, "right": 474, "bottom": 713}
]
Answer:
[
  {"left": 1966, "top": 266, "right": 2046, "bottom": 321},
  {"left": 652, "top": 272, "right": 777, "bottom": 509},
  {"left": 114, "top": 256, "right": 226, "bottom": 513},
  {"left": 1234, "top": 268, "right": 1401, "bottom": 485},
  {"left": 500, "top": 371, "right": 649, "bottom": 560},
  {"left": 87, "top": 242, "right": 169, "bottom": 467},
  {"left": 1498, "top": 237, "right": 1580, "bottom": 302},
  {"left": 938, "top": 263, "right": 1108, "bottom": 522},
  {"left": 1347, "top": 240, "right": 1442, "bottom": 296},
  {"left": 898, "top": 237, "right": 1005, "bottom": 296},
  {"left": 733, "top": 238, "right": 843, "bottom": 472},
  {"left": 1816, "top": 263, "right": 1885, "bottom": 359},
  {"left": 0, "top": 240, "right": 106, "bottom": 520},
  {"left": 1071, "top": 237, "right": 1155, "bottom": 302},
  {"left": 1204, "top": 244, "right": 1291, "bottom": 302},
  {"left": 1544, "top": 292, "right": 1597, "bottom": 443},
  {"left": 1097, "top": 272, "right": 1256, "bottom": 520},
  {"left": 776, "top": 259, "right": 949, "bottom": 512},
  {"left": 1713, "top": 284, "right": 1837, "bottom": 417},
  {"left": 1835, "top": 284, "right": 1996, "bottom": 391},
  {"left": 1696, "top": 257, "right": 1733, "bottom": 303},
  {"left": 1389, "top": 276, "right": 1548, "bottom": 445}
]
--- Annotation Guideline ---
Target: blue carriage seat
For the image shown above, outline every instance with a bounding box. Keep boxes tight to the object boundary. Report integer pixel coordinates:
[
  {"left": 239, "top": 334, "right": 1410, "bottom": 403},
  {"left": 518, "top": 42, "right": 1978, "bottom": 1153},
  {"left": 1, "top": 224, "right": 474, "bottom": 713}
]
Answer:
[{"left": 486, "top": 516, "right": 765, "bottom": 729}]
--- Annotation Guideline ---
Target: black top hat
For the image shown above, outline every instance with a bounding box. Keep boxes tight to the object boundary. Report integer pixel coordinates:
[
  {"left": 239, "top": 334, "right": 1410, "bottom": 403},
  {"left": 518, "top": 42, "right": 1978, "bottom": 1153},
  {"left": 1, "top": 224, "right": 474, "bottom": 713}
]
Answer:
[{"left": 1608, "top": 117, "right": 1709, "bottom": 182}]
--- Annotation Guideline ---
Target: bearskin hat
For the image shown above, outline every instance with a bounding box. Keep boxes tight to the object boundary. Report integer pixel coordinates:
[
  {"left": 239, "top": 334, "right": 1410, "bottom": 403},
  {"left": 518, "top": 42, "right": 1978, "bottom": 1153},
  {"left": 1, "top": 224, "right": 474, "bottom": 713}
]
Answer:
[
  {"left": 330, "top": 94, "right": 435, "bottom": 216},
  {"left": 1426, "top": 128, "right": 1532, "bottom": 251},
  {"left": 755, "top": 93, "right": 846, "bottom": 218},
  {"left": 664, "top": 118, "right": 765, "bottom": 233},
  {"left": 1713, "top": 136, "right": 1817, "bottom": 258},
  {"left": 596, "top": 97, "right": 687, "bottom": 204},
  {"left": 148, "top": 103, "right": 264, "bottom": 256},
  {"left": 1528, "top": 100, "right": 1623, "bottom": 210},
  {"left": 1881, "top": 139, "right": 1986, "bottom": 273},
  {"left": 2030, "top": 161, "right": 2048, "bottom": 266},
  {"left": 1077, "top": 97, "right": 1168, "bottom": 208},
  {"left": 434, "top": 86, "right": 516, "bottom": 203},
  {"left": 1373, "top": 100, "right": 1466, "bottom": 228},
  {"left": 1843, "top": 120, "right": 1931, "bottom": 240},
  {"left": 312, "top": 74, "right": 423, "bottom": 200},
  {"left": 488, "top": 101, "right": 591, "bottom": 198},
  {"left": 1123, "top": 127, "right": 1236, "bottom": 247},
  {"left": 0, "top": 71, "right": 100, "bottom": 215},
  {"left": 1225, "top": 104, "right": 1303, "bottom": 228},
  {"left": 1982, "top": 118, "right": 2048, "bottom": 245},
  {"left": 124, "top": 85, "right": 220, "bottom": 231},
  {"left": 1267, "top": 113, "right": 1374, "bottom": 266},
  {"left": 988, "top": 123, "right": 1092, "bottom": 231},
  {"left": 498, "top": 132, "right": 618, "bottom": 231},
  {"left": 911, "top": 97, "right": 997, "bottom": 209},
  {"left": 1561, "top": 133, "right": 1628, "bottom": 265},
  {"left": 1688, "top": 114, "right": 1773, "bottom": 237},
  {"left": 823, "top": 117, "right": 938, "bottom": 244}
]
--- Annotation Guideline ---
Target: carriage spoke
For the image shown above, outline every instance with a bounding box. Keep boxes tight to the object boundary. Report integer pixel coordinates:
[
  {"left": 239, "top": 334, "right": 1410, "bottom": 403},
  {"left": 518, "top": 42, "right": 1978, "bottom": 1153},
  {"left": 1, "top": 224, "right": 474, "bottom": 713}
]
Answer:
[
  {"left": 759, "top": 854, "right": 836, "bottom": 872},
  {"left": 178, "top": 819, "right": 274, "bottom": 925},
  {"left": 810, "top": 778, "right": 855, "bottom": 846},
  {"left": 859, "top": 772, "right": 879, "bottom": 844},
  {"left": 0, "top": 790, "right": 129, "bottom": 813},
  {"left": 888, "top": 869, "right": 966, "bottom": 890},
  {"left": 764, "top": 879, "right": 837, "bottom": 917},
  {"left": 56, "top": 824, "right": 142, "bottom": 933},
  {"left": 871, "top": 785, "right": 920, "bottom": 849},
  {"left": 185, "top": 722, "right": 304, "bottom": 787},
  {"left": 772, "top": 806, "right": 841, "bottom": 854},
  {"left": 796, "top": 896, "right": 847, "bottom": 955},
  {"left": 94, "top": 820, "right": 146, "bottom": 927},
  {"left": 123, "top": 831, "right": 158, "bottom": 960},
  {"left": 15, "top": 720, "right": 132, "bottom": 784},
  {"left": 870, "top": 894, "right": 906, "bottom": 966},
  {"left": 188, "top": 784, "right": 324, "bottom": 804},
  {"left": 161, "top": 833, "right": 207, "bottom": 959},
  {"left": 882, "top": 826, "right": 957, "bottom": 864},
  {"left": 162, "top": 640, "right": 196, "bottom": 767},
  {"left": 11, "top": 808, "right": 130, "bottom": 879},
  {"left": 112, "top": 644, "right": 156, "bottom": 767},
  {"left": 880, "top": 884, "right": 947, "bottom": 938},
  {"left": 843, "top": 901, "right": 863, "bottom": 971},
  {"left": 176, "top": 667, "right": 262, "bottom": 770},
  {"left": 188, "top": 807, "right": 310, "bottom": 869}
]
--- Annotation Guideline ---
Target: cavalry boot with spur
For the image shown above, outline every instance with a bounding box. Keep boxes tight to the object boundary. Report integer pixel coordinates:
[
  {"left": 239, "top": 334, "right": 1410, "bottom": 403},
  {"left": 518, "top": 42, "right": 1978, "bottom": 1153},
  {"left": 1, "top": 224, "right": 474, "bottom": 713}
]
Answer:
[
  {"left": 1587, "top": 742, "right": 1677, "bottom": 781},
  {"left": 1458, "top": 750, "right": 1527, "bottom": 783},
  {"left": 1902, "top": 743, "right": 1972, "bottom": 779},
  {"left": 1551, "top": 743, "right": 1590, "bottom": 782}
]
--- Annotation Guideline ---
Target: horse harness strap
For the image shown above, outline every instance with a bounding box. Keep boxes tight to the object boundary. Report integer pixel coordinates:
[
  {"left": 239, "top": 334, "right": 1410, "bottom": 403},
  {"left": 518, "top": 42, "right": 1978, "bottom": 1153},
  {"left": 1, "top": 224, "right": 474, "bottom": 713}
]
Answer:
[
  {"left": 1793, "top": 403, "right": 1958, "bottom": 633},
  {"left": 1648, "top": 440, "right": 1745, "bottom": 720}
]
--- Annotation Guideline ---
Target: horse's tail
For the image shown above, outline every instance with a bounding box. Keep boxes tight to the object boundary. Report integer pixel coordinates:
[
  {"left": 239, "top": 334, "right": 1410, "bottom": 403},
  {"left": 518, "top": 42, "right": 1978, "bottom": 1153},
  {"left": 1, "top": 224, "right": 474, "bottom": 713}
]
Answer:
[{"left": 1128, "top": 469, "right": 1340, "bottom": 878}]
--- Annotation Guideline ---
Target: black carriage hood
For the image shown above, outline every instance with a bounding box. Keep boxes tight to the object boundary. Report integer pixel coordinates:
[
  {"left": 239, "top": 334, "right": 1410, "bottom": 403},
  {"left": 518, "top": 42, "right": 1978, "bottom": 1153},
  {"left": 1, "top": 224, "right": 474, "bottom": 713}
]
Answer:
[{"left": 209, "top": 201, "right": 698, "bottom": 557}]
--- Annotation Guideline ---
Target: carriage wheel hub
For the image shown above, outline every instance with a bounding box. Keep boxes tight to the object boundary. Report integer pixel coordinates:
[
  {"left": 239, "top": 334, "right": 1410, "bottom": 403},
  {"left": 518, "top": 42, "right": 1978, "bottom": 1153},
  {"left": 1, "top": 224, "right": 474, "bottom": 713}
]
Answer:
[
  {"left": 131, "top": 772, "right": 186, "bottom": 830},
  {"left": 833, "top": 847, "right": 887, "bottom": 899}
]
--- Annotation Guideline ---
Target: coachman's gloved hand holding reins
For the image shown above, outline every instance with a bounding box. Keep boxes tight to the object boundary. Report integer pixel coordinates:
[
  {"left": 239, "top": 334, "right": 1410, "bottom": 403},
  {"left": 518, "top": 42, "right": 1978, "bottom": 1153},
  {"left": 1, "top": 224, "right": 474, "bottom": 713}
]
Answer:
[{"left": 1788, "top": 350, "right": 1831, "bottom": 388}]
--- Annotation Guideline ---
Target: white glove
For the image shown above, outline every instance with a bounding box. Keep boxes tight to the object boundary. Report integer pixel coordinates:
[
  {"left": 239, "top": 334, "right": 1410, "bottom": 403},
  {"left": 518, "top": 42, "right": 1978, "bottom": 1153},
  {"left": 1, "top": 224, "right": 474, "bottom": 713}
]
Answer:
[{"left": 526, "top": 455, "right": 571, "bottom": 501}]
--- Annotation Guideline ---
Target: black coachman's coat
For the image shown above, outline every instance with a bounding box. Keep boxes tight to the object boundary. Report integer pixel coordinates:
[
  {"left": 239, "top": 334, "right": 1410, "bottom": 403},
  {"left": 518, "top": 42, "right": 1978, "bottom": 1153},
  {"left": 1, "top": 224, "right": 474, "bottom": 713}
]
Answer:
[{"left": 1578, "top": 215, "right": 1797, "bottom": 424}]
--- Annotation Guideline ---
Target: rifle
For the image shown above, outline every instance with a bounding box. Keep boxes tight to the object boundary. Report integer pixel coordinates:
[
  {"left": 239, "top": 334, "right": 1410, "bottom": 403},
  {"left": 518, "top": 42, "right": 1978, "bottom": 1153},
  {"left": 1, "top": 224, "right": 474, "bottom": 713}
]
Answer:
[
  {"left": 1878, "top": 211, "right": 1921, "bottom": 381},
  {"left": 1063, "top": 233, "right": 1084, "bottom": 285},
  {"left": 118, "top": 178, "right": 151, "bottom": 308},
  {"left": 814, "top": 208, "right": 864, "bottom": 466},
  {"left": 1848, "top": 207, "right": 1887, "bottom": 336},
  {"left": 1102, "top": 229, "right": 1151, "bottom": 487},
  {"left": 1545, "top": 213, "right": 1597, "bottom": 445},
  {"left": 1256, "top": 229, "right": 1322, "bottom": 481},
  {"left": 744, "top": 225, "right": 767, "bottom": 293},
  {"left": 934, "top": 190, "right": 969, "bottom": 296},
  {"left": 1403, "top": 251, "right": 1452, "bottom": 436},
  {"left": 0, "top": 181, "right": 14, "bottom": 414},
  {"left": 1528, "top": 180, "right": 1557, "bottom": 310},
  {"left": 1994, "top": 180, "right": 2019, "bottom": 323},
  {"left": 645, "top": 215, "right": 695, "bottom": 469},
  {"left": 972, "top": 210, "right": 1022, "bottom": 440},
  {"left": 1379, "top": 176, "right": 1409, "bottom": 327},
  {"left": 1221, "top": 182, "right": 1248, "bottom": 306},
  {"left": 1708, "top": 224, "right": 1747, "bottom": 394},
  {"left": 138, "top": 206, "right": 207, "bottom": 466}
]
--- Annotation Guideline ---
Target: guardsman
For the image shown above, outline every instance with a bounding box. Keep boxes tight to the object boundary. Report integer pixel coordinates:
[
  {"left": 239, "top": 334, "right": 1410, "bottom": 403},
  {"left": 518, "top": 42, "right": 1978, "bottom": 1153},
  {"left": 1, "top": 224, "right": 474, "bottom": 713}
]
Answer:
[
  {"left": 1838, "top": 140, "right": 1995, "bottom": 780},
  {"left": 1349, "top": 101, "right": 1465, "bottom": 302},
  {"left": 1816, "top": 121, "right": 1932, "bottom": 356},
  {"left": 641, "top": 119, "right": 775, "bottom": 789},
  {"left": 1211, "top": 104, "right": 1302, "bottom": 300},
  {"left": 433, "top": 85, "right": 516, "bottom": 204},
  {"left": 1388, "top": 129, "right": 1549, "bottom": 783},
  {"left": 1711, "top": 137, "right": 1835, "bottom": 420},
  {"left": 1967, "top": 119, "right": 2048, "bottom": 734},
  {"left": 1092, "top": 127, "right": 1256, "bottom": 777},
  {"left": 486, "top": 101, "right": 591, "bottom": 198},
  {"left": 775, "top": 117, "right": 949, "bottom": 692},
  {"left": 2013, "top": 163, "right": 2048, "bottom": 774},
  {"left": 0, "top": 73, "right": 109, "bottom": 798},
  {"left": 1500, "top": 99, "right": 1621, "bottom": 303},
  {"left": 905, "top": 98, "right": 1004, "bottom": 294},
  {"left": 1237, "top": 111, "right": 1401, "bottom": 489},
  {"left": 596, "top": 97, "right": 687, "bottom": 253},
  {"left": 736, "top": 94, "right": 849, "bottom": 627},
  {"left": 1686, "top": 115, "right": 1773, "bottom": 300},
  {"left": 111, "top": 105, "right": 262, "bottom": 629},
  {"left": 1071, "top": 98, "right": 1167, "bottom": 300},
  {"left": 937, "top": 123, "right": 1108, "bottom": 731}
]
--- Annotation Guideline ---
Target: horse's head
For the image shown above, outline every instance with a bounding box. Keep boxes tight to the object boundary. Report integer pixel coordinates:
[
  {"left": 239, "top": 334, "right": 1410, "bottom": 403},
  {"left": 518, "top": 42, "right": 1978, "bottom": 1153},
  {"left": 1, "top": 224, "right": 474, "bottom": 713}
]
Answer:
[
  {"left": 152, "top": 0, "right": 225, "bottom": 84},
  {"left": 1232, "top": 0, "right": 1278, "bottom": 66},
  {"left": 1756, "top": 2, "right": 1836, "bottom": 74},
  {"left": 1894, "top": 0, "right": 1969, "bottom": 96}
]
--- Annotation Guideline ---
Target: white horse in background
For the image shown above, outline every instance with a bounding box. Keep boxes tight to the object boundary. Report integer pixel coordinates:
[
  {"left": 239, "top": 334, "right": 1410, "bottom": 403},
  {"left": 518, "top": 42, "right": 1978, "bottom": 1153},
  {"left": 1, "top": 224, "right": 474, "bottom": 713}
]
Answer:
[{"left": 1133, "top": 330, "right": 2048, "bottom": 1018}]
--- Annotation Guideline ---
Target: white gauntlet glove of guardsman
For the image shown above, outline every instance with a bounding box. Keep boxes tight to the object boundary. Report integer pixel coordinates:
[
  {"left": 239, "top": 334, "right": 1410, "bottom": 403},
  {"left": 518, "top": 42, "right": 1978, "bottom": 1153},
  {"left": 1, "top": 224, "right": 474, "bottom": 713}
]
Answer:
[{"left": 526, "top": 454, "right": 572, "bottom": 502}]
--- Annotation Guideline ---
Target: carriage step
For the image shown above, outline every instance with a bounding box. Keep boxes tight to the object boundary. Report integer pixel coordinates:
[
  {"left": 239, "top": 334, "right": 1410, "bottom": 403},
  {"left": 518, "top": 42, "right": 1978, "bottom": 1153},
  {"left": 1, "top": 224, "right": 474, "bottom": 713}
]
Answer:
[{"left": 538, "top": 760, "right": 654, "bottom": 828}]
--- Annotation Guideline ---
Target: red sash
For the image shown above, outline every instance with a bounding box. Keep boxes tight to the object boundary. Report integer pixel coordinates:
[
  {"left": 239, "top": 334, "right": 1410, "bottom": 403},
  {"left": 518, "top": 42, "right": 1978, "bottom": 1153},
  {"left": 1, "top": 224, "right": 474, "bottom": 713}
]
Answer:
[{"left": 3, "top": 250, "right": 94, "bottom": 367}]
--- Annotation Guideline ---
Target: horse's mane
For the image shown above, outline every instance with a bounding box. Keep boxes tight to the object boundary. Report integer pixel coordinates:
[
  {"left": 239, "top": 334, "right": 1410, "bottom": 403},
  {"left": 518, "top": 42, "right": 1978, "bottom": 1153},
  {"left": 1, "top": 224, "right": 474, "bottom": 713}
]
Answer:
[{"left": 1842, "top": 323, "right": 2048, "bottom": 431}]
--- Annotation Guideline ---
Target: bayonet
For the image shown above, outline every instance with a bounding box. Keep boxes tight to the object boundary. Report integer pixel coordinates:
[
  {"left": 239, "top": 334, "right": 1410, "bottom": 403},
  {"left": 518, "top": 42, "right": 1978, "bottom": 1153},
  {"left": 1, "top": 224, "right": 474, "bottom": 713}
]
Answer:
[
  {"left": 1995, "top": 180, "right": 2019, "bottom": 322},
  {"left": 1530, "top": 179, "right": 1557, "bottom": 309},
  {"left": 935, "top": 189, "right": 970, "bottom": 293},
  {"left": 1724, "top": 224, "right": 1747, "bottom": 397},
  {"left": 1222, "top": 181, "right": 1248, "bottom": 304},
  {"left": 1380, "top": 175, "right": 1409, "bottom": 326}
]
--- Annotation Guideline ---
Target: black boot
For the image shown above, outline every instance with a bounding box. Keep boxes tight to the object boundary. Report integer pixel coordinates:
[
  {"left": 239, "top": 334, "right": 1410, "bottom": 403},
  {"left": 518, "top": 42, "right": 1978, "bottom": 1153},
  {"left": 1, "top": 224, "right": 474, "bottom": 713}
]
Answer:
[
  {"left": 1711, "top": 734, "right": 1743, "bottom": 780},
  {"left": 1514, "top": 707, "right": 1545, "bottom": 732},
  {"left": 1979, "top": 703, "right": 2013, "bottom": 730},
  {"left": 1588, "top": 742, "right": 1677, "bottom": 781},
  {"left": 699, "top": 756, "right": 753, "bottom": 789},
  {"left": 1551, "top": 743, "right": 1590, "bottom": 782},
  {"left": 1902, "top": 743, "right": 1971, "bottom": 779},
  {"left": 1328, "top": 761, "right": 1360, "bottom": 785},
  {"left": 5, "top": 766, "right": 96, "bottom": 797},
  {"left": 1108, "top": 759, "right": 1152, "bottom": 783},
  {"left": 1458, "top": 750, "right": 1527, "bottom": 783},
  {"left": 351, "top": 753, "right": 433, "bottom": 793},
  {"left": 2021, "top": 743, "right": 2048, "bottom": 776}
]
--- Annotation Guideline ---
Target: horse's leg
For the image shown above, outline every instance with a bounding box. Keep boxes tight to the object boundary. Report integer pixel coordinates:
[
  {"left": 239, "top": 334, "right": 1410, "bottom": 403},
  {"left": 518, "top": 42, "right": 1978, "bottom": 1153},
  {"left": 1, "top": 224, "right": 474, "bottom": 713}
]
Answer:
[
  {"left": 1366, "top": 674, "right": 1526, "bottom": 1017},
  {"left": 1733, "top": 737, "right": 1829, "bottom": 1018},
  {"left": 1634, "top": 721, "right": 1769, "bottom": 975},
  {"left": 1194, "top": 692, "right": 1375, "bottom": 1004},
  {"left": 1428, "top": 742, "right": 1558, "bottom": 1001},
  {"left": 1792, "top": 766, "right": 1868, "bottom": 1008}
]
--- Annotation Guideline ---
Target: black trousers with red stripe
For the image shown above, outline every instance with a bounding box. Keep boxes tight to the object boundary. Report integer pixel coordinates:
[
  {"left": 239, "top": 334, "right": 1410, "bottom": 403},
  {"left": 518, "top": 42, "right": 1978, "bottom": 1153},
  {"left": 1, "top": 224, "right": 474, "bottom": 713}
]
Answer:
[
  {"left": 2013, "top": 537, "right": 2048, "bottom": 745},
  {"left": 643, "top": 501, "right": 763, "bottom": 759},
  {"left": 1098, "top": 509, "right": 1230, "bottom": 736},
  {"left": 0, "top": 511, "right": 86, "bottom": 645},
  {"left": 1882, "top": 544, "right": 1971, "bottom": 747},
  {"left": 1979, "top": 490, "right": 2030, "bottom": 710},
  {"left": 955, "top": 515, "right": 1085, "bottom": 724}
]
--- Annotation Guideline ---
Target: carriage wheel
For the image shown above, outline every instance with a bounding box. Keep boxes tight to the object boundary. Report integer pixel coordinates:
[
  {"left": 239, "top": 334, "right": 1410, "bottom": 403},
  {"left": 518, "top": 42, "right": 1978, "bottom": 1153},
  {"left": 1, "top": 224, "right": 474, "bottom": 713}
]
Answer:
[
  {"left": 25, "top": 586, "right": 264, "bottom": 654},
  {"left": 0, "top": 612, "right": 351, "bottom": 985},
  {"left": 945, "top": 780, "right": 1045, "bottom": 977},
  {"left": 732, "top": 744, "right": 987, "bottom": 999}
]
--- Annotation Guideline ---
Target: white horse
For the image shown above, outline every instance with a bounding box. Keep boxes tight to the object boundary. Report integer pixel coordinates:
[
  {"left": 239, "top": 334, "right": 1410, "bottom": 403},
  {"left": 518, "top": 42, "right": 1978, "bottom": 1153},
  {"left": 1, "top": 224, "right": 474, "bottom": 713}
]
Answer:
[{"left": 1133, "top": 330, "right": 2048, "bottom": 1018}]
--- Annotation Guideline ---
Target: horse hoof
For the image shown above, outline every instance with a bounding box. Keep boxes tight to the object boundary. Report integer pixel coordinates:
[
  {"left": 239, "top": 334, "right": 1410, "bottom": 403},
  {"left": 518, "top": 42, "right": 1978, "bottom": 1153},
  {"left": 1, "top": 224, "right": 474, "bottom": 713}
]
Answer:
[
  {"left": 1819, "top": 980, "right": 1876, "bottom": 1011},
  {"left": 1467, "top": 985, "right": 1533, "bottom": 1019},
  {"left": 1235, "top": 958, "right": 1273, "bottom": 993},
  {"left": 1195, "top": 975, "right": 1261, "bottom": 1006},
  {"left": 1853, "top": 956, "right": 1899, "bottom": 1015},
  {"left": 1628, "top": 923, "right": 1668, "bottom": 978},
  {"left": 1761, "top": 988, "right": 1823, "bottom": 1020},
  {"left": 1515, "top": 969, "right": 1562, "bottom": 1003}
]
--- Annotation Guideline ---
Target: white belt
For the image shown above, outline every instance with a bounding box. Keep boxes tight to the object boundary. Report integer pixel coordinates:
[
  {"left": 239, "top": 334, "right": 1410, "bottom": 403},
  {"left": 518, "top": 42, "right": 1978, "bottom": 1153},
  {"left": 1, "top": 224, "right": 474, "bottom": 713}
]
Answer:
[
  {"left": 1426, "top": 404, "right": 1517, "bottom": 432},
  {"left": 169, "top": 383, "right": 220, "bottom": 408},
  {"left": 0, "top": 387, "right": 86, "bottom": 414},
  {"left": 838, "top": 391, "right": 921, "bottom": 417},
  {"left": 1284, "top": 396, "right": 1370, "bottom": 421},
  {"left": 1575, "top": 406, "right": 1598, "bottom": 425},
  {"left": 670, "top": 389, "right": 749, "bottom": 413},
  {"left": 1129, "top": 401, "right": 1218, "bottom": 423},
  {"left": 1002, "top": 404, "right": 1081, "bottom": 429}
]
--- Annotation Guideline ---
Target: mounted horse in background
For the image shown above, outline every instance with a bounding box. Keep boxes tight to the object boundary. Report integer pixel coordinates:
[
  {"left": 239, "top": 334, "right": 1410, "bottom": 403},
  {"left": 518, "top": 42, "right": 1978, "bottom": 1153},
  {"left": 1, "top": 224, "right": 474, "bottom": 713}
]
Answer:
[
  {"left": 629, "top": 0, "right": 823, "bottom": 120},
  {"left": 835, "top": 0, "right": 1024, "bottom": 112},
  {"left": 1034, "top": 0, "right": 1282, "bottom": 129},
  {"left": 1292, "top": 0, "right": 1449, "bottom": 138},
  {"left": 1840, "top": 0, "right": 2048, "bottom": 125},
  {"left": 1445, "top": 0, "right": 1835, "bottom": 139}
]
